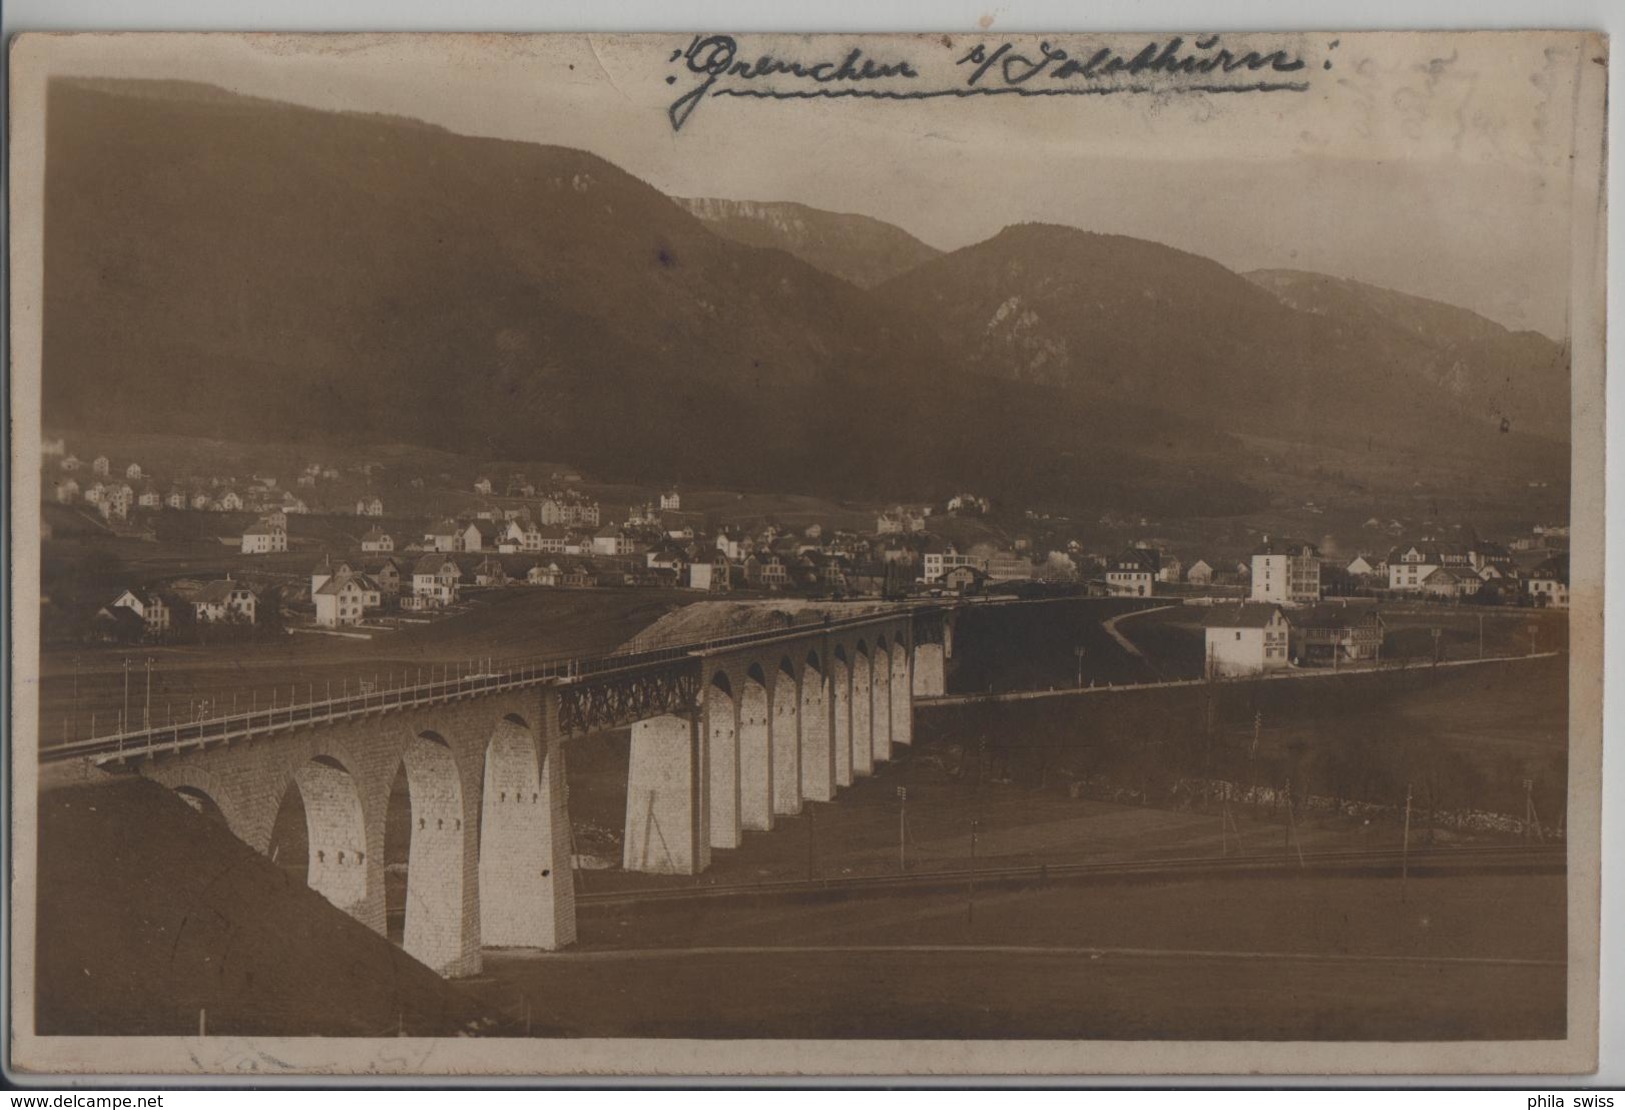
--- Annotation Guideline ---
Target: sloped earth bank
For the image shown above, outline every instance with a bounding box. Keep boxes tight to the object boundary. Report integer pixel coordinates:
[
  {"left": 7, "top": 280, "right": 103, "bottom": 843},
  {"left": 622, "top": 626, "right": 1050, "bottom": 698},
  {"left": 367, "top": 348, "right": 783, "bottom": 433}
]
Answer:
[{"left": 35, "top": 772, "right": 502, "bottom": 1036}]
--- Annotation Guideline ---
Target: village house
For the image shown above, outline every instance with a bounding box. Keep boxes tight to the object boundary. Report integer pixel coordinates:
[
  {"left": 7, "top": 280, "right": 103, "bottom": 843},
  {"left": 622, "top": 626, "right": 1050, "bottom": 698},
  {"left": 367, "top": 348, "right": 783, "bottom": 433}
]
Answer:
[
  {"left": 538, "top": 495, "right": 600, "bottom": 527},
  {"left": 533, "top": 523, "right": 572, "bottom": 552},
  {"left": 1107, "top": 548, "right": 1160, "bottom": 598},
  {"left": 985, "top": 550, "right": 1035, "bottom": 582},
  {"left": 192, "top": 578, "right": 257, "bottom": 624},
  {"left": 1345, "top": 554, "right": 1379, "bottom": 578},
  {"left": 241, "top": 520, "right": 287, "bottom": 555},
  {"left": 425, "top": 519, "right": 460, "bottom": 552},
  {"left": 366, "top": 557, "right": 405, "bottom": 596},
  {"left": 1419, "top": 566, "right": 1479, "bottom": 600},
  {"left": 660, "top": 489, "right": 681, "bottom": 511},
  {"left": 1186, "top": 558, "right": 1215, "bottom": 586},
  {"left": 1250, "top": 537, "right": 1321, "bottom": 604},
  {"left": 1386, "top": 541, "right": 1472, "bottom": 593},
  {"left": 109, "top": 589, "right": 171, "bottom": 638},
  {"left": 355, "top": 496, "right": 384, "bottom": 517},
  {"left": 1202, "top": 603, "right": 1290, "bottom": 677},
  {"left": 125, "top": 462, "right": 143, "bottom": 480},
  {"left": 875, "top": 507, "right": 927, "bottom": 534},
  {"left": 409, "top": 555, "right": 461, "bottom": 609},
  {"left": 744, "top": 551, "right": 789, "bottom": 589},
  {"left": 687, "top": 551, "right": 732, "bottom": 592},
  {"left": 311, "top": 557, "right": 350, "bottom": 597},
  {"left": 715, "top": 529, "right": 747, "bottom": 561},
  {"left": 473, "top": 557, "right": 509, "bottom": 586},
  {"left": 213, "top": 490, "right": 244, "bottom": 512},
  {"left": 922, "top": 541, "right": 981, "bottom": 583},
  {"left": 1526, "top": 554, "right": 1569, "bottom": 608},
  {"left": 361, "top": 528, "right": 394, "bottom": 553},
  {"left": 54, "top": 478, "right": 80, "bottom": 503},
  {"left": 93, "top": 605, "right": 147, "bottom": 643},
  {"left": 314, "top": 572, "right": 374, "bottom": 627},
  {"left": 939, "top": 564, "right": 987, "bottom": 594},
  {"left": 646, "top": 544, "right": 689, "bottom": 576},
  {"left": 191, "top": 491, "right": 212, "bottom": 511},
  {"left": 1286, "top": 602, "right": 1383, "bottom": 666},
  {"left": 526, "top": 561, "right": 561, "bottom": 587},
  {"left": 549, "top": 558, "right": 594, "bottom": 588},
  {"left": 60, "top": 454, "right": 82, "bottom": 472},
  {"left": 92, "top": 456, "right": 110, "bottom": 476},
  {"left": 137, "top": 486, "right": 163, "bottom": 509},
  {"left": 495, "top": 520, "right": 526, "bottom": 553},
  {"left": 1157, "top": 555, "right": 1183, "bottom": 584},
  {"left": 473, "top": 477, "right": 493, "bottom": 495}
]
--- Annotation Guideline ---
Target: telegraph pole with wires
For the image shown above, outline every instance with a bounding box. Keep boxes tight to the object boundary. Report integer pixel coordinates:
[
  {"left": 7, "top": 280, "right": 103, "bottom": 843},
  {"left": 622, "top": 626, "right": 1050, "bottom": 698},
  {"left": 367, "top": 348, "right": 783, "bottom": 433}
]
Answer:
[
  {"left": 1524, "top": 778, "right": 1544, "bottom": 842},
  {"left": 1401, "top": 782, "right": 1413, "bottom": 902},
  {"left": 896, "top": 786, "right": 909, "bottom": 872}
]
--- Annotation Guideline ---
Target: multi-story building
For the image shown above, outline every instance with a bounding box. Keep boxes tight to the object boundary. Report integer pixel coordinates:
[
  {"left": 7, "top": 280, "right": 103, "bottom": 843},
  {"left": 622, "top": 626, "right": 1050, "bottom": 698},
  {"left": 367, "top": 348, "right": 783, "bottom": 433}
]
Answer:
[
  {"left": 1527, "top": 554, "right": 1569, "bottom": 608},
  {"left": 109, "top": 589, "right": 171, "bottom": 638},
  {"left": 241, "top": 521, "right": 287, "bottom": 555},
  {"left": 922, "top": 546, "right": 982, "bottom": 582},
  {"left": 1286, "top": 603, "right": 1382, "bottom": 665},
  {"left": 192, "top": 579, "right": 257, "bottom": 624},
  {"left": 1202, "top": 603, "right": 1290, "bottom": 676},
  {"left": 409, "top": 555, "right": 461, "bottom": 609},
  {"left": 1107, "top": 548, "right": 1160, "bottom": 597},
  {"left": 1250, "top": 537, "right": 1320, "bottom": 604}
]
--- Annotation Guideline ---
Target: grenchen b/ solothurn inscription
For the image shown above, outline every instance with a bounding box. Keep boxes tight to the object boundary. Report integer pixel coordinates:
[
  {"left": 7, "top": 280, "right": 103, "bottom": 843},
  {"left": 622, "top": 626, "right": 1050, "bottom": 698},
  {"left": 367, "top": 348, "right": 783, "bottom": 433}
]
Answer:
[{"left": 7, "top": 29, "right": 1606, "bottom": 1078}]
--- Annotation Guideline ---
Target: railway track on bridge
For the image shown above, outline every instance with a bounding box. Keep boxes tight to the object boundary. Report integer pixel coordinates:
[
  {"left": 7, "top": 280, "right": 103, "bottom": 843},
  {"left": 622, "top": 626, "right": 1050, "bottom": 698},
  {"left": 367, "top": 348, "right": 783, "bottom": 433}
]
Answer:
[
  {"left": 577, "top": 842, "right": 1565, "bottom": 908},
  {"left": 38, "top": 601, "right": 960, "bottom": 767}
]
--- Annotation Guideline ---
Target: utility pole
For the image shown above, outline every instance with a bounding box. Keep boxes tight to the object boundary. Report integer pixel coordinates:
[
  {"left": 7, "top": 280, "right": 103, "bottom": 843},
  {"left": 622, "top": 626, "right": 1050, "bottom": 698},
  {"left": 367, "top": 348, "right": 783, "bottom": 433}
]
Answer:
[
  {"left": 1524, "top": 778, "right": 1543, "bottom": 842},
  {"left": 1529, "top": 624, "right": 1537, "bottom": 657},
  {"left": 1478, "top": 613, "right": 1485, "bottom": 660},
  {"left": 897, "top": 786, "right": 908, "bottom": 872},
  {"left": 144, "top": 657, "right": 153, "bottom": 730},
  {"left": 967, "top": 816, "right": 980, "bottom": 926},
  {"left": 1074, "top": 645, "right": 1087, "bottom": 689},
  {"left": 806, "top": 801, "right": 816, "bottom": 881},
  {"left": 122, "top": 658, "right": 131, "bottom": 736},
  {"left": 1401, "top": 782, "right": 1413, "bottom": 902}
]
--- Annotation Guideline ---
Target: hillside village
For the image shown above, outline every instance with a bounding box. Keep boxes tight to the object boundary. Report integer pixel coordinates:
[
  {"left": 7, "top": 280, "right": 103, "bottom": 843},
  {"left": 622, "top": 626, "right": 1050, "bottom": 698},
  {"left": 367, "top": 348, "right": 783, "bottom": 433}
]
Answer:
[{"left": 42, "top": 436, "right": 1570, "bottom": 654}]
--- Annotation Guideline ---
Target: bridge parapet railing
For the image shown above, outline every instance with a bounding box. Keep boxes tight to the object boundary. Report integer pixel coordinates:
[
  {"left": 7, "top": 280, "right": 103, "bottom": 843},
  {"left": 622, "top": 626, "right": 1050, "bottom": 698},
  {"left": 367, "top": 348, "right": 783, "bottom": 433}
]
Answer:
[{"left": 46, "top": 603, "right": 950, "bottom": 764}]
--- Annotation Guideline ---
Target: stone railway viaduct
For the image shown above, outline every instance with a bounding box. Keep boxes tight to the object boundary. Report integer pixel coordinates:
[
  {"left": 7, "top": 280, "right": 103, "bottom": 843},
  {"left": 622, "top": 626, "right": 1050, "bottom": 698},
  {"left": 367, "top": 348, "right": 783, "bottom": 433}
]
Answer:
[{"left": 60, "top": 606, "right": 954, "bottom": 978}]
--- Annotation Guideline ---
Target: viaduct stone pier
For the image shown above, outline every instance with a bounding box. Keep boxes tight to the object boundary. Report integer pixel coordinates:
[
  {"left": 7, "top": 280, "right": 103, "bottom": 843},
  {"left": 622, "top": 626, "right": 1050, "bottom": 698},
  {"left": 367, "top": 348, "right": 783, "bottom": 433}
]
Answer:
[{"left": 55, "top": 605, "right": 955, "bottom": 979}]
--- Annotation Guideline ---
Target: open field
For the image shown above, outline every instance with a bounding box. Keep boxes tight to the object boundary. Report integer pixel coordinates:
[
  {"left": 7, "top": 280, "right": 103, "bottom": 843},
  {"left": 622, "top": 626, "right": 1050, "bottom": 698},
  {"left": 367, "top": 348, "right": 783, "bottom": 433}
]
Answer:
[
  {"left": 473, "top": 871, "right": 1564, "bottom": 1039},
  {"left": 923, "top": 654, "right": 1567, "bottom": 823}
]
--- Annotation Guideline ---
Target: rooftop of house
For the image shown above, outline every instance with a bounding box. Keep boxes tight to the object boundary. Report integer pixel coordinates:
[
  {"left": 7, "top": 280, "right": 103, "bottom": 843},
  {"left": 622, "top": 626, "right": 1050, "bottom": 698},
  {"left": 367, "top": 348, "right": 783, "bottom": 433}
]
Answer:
[
  {"left": 195, "top": 579, "right": 255, "bottom": 603},
  {"left": 1202, "top": 603, "right": 1284, "bottom": 630},
  {"left": 1251, "top": 537, "right": 1319, "bottom": 558},
  {"left": 1287, "top": 601, "right": 1382, "bottom": 629}
]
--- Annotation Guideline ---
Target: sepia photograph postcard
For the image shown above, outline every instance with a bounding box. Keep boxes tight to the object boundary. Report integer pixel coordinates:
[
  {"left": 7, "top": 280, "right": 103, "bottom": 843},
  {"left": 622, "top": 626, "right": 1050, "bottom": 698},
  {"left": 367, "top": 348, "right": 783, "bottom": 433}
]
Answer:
[{"left": 5, "top": 26, "right": 1608, "bottom": 1079}]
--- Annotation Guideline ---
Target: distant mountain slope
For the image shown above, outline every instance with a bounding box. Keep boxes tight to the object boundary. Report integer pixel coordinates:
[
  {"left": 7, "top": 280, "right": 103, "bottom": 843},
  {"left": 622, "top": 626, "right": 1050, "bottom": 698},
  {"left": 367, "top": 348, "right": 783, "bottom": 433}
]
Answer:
[
  {"left": 874, "top": 224, "right": 1569, "bottom": 458},
  {"left": 1245, "top": 269, "right": 1570, "bottom": 439},
  {"left": 676, "top": 198, "right": 942, "bottom": 288},
  {"left": 41, "top": 80, "right": 1258, "bottom": 518}
]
